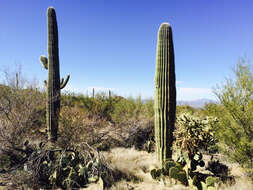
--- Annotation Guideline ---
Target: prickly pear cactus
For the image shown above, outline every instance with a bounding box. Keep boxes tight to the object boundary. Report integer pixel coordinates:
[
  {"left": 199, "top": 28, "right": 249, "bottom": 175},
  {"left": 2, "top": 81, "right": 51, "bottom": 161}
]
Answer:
[
  {"left": 26, "top": 143, "right": 113, "bottom": 189},
  {"left": 154, "top": 23, "right": 176, "bottom": 168},
  {"left": 205, "top": 176, "right": 215, "bottom": 187},
  {"left": 40, "top": 7, "right": 70, "bottom": 142},
  {"left": 150, "top": 168, "right": 162, "bottom": 179},
  {"left": 150, "top": 157, "right": 218, "bottom": 189}
]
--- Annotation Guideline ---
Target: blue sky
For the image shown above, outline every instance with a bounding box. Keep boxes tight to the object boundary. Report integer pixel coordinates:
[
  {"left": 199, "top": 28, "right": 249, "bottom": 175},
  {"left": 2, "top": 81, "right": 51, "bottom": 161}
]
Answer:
[{"left": 0, "top": 0, "right": 253, "bottom": 100}]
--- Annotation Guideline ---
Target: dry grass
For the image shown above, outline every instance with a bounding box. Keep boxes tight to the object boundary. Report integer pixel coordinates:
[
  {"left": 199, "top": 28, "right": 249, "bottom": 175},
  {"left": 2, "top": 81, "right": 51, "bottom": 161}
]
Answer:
[
  {"left": 101, "top": 147, "right": 253, "bottom": 190},
  {"left": 220, "top": 177, "right": 253, "bottom": 190},
  {"left": 103, "top": 147, "right": 188, "bottom": 190}
]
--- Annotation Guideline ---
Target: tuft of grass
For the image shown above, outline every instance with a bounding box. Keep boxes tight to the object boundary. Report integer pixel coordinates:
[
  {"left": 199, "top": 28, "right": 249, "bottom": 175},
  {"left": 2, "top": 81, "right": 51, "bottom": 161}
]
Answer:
[{"left": 103, "top": 147, "right": 188, "bottom": 190}]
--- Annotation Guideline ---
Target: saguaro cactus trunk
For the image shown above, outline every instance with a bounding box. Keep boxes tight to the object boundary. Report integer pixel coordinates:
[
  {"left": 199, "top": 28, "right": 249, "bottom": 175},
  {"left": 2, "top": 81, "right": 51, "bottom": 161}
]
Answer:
[
  {"left": 40, "top": 7, "right": 70, "bottom": 142},
  {"left": 154, "top": 23, "right": 176, "bottom": 168}
]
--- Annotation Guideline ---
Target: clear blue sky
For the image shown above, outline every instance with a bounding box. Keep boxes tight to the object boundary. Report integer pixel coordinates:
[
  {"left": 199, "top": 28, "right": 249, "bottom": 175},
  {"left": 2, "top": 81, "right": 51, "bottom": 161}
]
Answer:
[{"left": 0, "top": 0, "right": 253, "bottom": 100}]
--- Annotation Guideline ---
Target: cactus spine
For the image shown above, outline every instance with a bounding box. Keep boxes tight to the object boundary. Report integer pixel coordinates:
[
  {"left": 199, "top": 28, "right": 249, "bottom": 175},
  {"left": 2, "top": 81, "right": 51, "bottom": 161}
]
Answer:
[
  {"left": 40, "top": 7, "right": 70, "bottom": 142},
  {"left": 154, "top": 23, "right": 176, "bottom": 167}
]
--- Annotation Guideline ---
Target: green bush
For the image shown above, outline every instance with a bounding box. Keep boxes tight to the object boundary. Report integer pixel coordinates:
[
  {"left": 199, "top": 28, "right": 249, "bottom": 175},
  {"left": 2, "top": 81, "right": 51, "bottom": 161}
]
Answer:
[
  {"left": 62, "top": 92, "right": 115, "bottom": 121},
  {"left": 110, "top": 96, "right": 143, "bottom": 123},
  {"left": 214, "top": 60, "right": 253, "bottom": 170},
  {"left": 176, "top": 105, "right": 197, "bottom": 116}
]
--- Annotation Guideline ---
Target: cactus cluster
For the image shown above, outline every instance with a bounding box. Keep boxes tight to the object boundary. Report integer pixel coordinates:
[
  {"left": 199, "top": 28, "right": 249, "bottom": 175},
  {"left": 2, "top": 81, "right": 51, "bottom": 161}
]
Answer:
[
  {"left": 48, "top": 151, "right": 104, "bottom": 189},
  {"left": 190, "top": 175, "right": 216, "bottom": 190},
  {"left": 151, "top": 159, "right": 188, "bottom": 185},
  {"left": 24, "top": 142, "right": 113, "bottom": 189},
  {"left": 40, "top": 7, "right": 70, "bottom": 142},
  {"left": 174, "top": 113, "right": 218, "bottom": 159},
  {"left": 154, "top": 23, "right": 176, "bottom": 167},
  {"left": 151, "top": 158, "right": 216, "bottom": 190},
  {"left": 169, "top": 166, "right": 188, "bottom": 186}
]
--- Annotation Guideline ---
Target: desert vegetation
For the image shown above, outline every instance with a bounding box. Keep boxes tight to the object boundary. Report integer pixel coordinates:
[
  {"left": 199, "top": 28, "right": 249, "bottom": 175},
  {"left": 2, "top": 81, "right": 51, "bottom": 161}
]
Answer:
[{"left": 0, "top": 6, "right": 253, "bottom": 190}]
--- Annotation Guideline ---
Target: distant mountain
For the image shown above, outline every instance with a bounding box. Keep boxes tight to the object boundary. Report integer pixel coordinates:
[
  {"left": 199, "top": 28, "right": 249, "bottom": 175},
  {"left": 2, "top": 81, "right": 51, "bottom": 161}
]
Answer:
[{"left": 177, "top": 98, "right": 216, "bottom": 108}]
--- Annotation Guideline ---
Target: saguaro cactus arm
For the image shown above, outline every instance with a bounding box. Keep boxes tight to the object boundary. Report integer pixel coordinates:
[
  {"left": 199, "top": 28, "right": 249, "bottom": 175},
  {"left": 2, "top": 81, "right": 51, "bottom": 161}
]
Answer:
[
  {"left": 60, "top": 75, "right": 70, "bottom": 89},
  {"left": 44, "top": 80, "right": 48, "bottom": 87},
  {"left": 40, "top": 55, "right": 48, "bottom": 70},
  {"left": 40, "top": 7, "right": 70, "bottom": 142}
]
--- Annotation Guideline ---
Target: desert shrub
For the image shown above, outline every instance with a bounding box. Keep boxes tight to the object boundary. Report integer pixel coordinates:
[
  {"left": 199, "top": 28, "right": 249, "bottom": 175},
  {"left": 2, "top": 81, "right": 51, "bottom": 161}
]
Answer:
[
  {"left": 58, "top": 106, "right": 88, "bottom": 147},
  {"left": 58, "top": 106, "right": 111, "bottom": 149},
  {"left": 106, "top": 96, "right": 155, "bottom": 151},
  {"left": 120, "top": 119, "right": 155, "bottom": 151},
  {"left": 214, "top": 60, "right": 253, "bottom": 171},
  {"left": 176, "top": 105, "right": 197, "bottom": 116},
  {"left": 80, "top": 92, "right": 115, "bottom": 120},
  {"left": 4, "top": 142, "right": 114, "bottom": 189},
  {"left": 111, "top": 96, "right": 151, "bottom": 124},
  {"left": 0, "top": 71, "right": 46, "bottom": 169},
  {"left": 62, "top": 92, "right": 154, "bottom": 124},
  {"left": 61, "top": 92, "right": 78, "bottom": 107},
  {"left": 202, "top": 103, "right": 225, "bottom": 118},
  {"left": 111, "top": 97, "right": 139, "bottom": 123},
  {"left": 88, "top": 118, "right": 155, "bottom": 152},
  {"left": 62, "top": 92, "right": 115, "bottom": 121},
  {"left": 58, "top": 99, "right": 154, "bottom": 152},
  {"left": 143, "top": 98, "right": 154, "bottom": 120}
]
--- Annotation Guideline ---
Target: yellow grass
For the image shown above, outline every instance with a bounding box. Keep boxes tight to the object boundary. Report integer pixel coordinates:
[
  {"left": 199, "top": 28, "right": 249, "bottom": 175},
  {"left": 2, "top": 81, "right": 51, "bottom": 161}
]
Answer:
[{"left": 103, "top": 147, "right": 188, "bottom": 190}]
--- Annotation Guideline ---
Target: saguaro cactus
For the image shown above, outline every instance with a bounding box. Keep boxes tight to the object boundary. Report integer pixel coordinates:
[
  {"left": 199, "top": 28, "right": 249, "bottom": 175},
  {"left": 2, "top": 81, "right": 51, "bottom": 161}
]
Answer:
[
  {"left": 154, "top": 23, "right": 176, "bottom": 167},
  {"left": 40, "top": 7, "right": 70, "bottom": 142}
]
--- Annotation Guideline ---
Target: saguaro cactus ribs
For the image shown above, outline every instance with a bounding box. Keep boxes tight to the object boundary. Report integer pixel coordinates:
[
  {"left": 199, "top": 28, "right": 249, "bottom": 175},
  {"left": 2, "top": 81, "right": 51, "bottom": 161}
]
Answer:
[
  {"left": 40, "top": 7, "right": 70, "bottom": 142},
  {"left": 154, "top": 23, "right": 176, "bottom": 167}
]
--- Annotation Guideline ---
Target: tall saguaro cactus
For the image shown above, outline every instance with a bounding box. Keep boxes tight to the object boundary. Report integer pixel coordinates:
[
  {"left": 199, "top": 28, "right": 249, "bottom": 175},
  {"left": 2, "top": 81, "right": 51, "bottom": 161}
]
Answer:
[
  {"left": 154, "top": 23, "right": 176, "bottom": 167},
  {"left": 40, "top": 7, "right": 70, "bottom": 142}
]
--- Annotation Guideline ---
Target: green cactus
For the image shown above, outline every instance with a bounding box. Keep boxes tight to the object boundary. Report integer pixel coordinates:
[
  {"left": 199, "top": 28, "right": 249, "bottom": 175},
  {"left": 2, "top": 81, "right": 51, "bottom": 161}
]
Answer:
[
  {"left": 193, "top": 175, "right": 202, "bottom": 189},
  {"left": 164, "top": 160, "right": 176, "bottom": 171},
  {"left": 201, "top": 180, "right": 216, "bottom": 190},
  {"left": 177, "top": 171, "right": 188, "bottom": 186},
  {"left": 205, "top": 176, "right": 215, "bottom": 187},
  {"left": 150, "top": 169, "right": 157, "bottom": 179},
  {"left": 40, "top": 7, "right": 70, "bottom": 142},
  {"left": 168, "top": 166, "right": 188, "bottom": 186},
  {"left": 169, "top": 167, "right": 179, "bottom": 179},
  {"left": 191, "top": 175, "right": 217, "bottom": 190},
  {"left": 150, "top": 158, "right": 217, "bottom": 189},
  {"left": 150, "top": 168, "right": 162, "bottom": 179},
  {"left": 154, "top": 23, "right": 176, "bottom": 168},
  {"left": 174, "top": 162, "right": 183, "bottom": 171}
]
